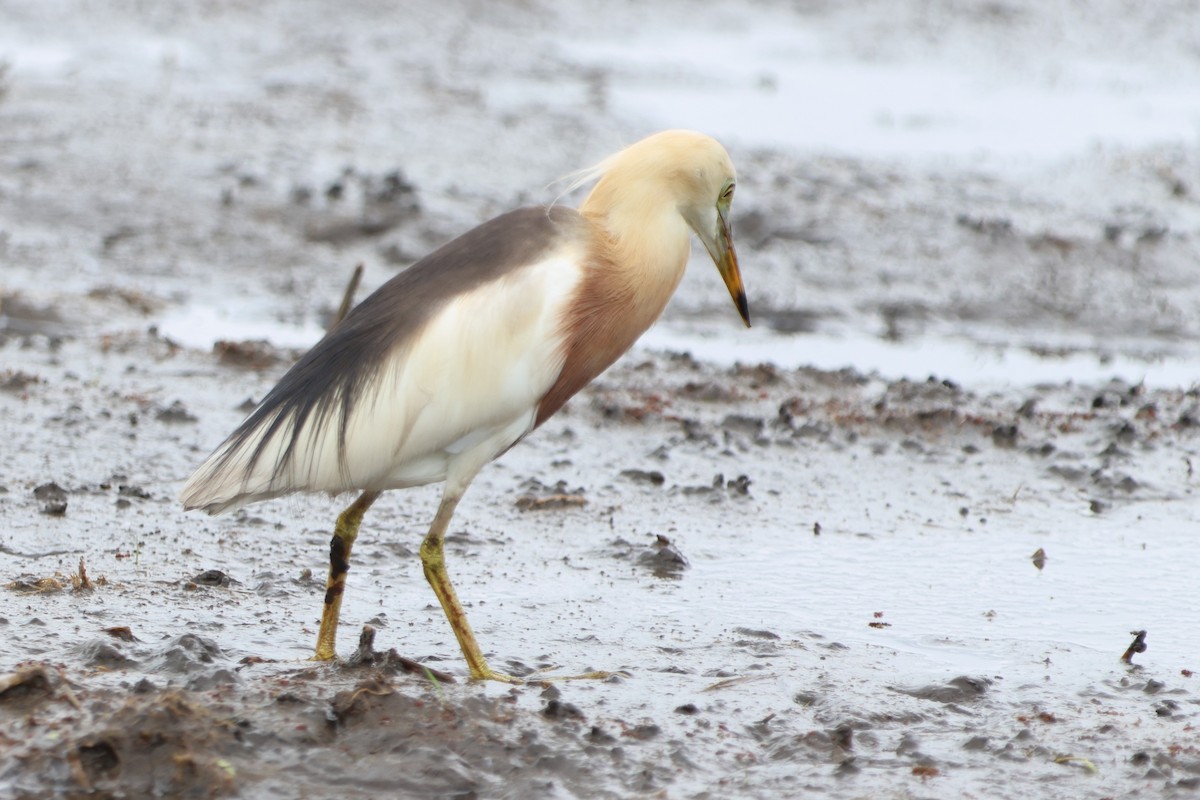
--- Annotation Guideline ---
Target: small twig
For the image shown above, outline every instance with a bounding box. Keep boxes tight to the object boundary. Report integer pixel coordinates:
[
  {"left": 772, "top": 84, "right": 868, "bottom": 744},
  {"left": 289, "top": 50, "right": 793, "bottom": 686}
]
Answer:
[
  {"left": 330, "top": 263, "right": 364, "bottom": 332},
  {"left": 515, "top": 493, "right": 587, "bottom": 511},
  {"left": 394, "top": 654, "right": 455, "bottom": 684},
  {"left": 53, "top": 666, "right": 84, "bottom": 711},
  {"left": 66, "top": 748, "right": 94, "bottom": 793},
  {"left": 72, "top": 556, "right": 92, "bottom": 592},
  {"left": 347, "top": 683, "right": 394, "bottom": 705},
  {"left": 702, "top": 674, "right": 772, "bottom": 692}
]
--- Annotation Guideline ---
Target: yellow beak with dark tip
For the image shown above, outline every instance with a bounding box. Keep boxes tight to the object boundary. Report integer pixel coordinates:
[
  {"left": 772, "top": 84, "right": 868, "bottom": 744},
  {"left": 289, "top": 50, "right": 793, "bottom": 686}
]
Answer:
[{"left": 699, "top": 206, "right": 750, "bottom": 327}]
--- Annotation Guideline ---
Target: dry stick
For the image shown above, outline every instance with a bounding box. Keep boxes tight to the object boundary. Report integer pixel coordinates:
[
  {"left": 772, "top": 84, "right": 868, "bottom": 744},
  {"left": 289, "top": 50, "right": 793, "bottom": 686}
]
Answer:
[
  {"left": 73, "top": 556, "right": 92, "bottom": 591},
  {"left": 330, "top": 263, "right": 364, "bottom": 332}
]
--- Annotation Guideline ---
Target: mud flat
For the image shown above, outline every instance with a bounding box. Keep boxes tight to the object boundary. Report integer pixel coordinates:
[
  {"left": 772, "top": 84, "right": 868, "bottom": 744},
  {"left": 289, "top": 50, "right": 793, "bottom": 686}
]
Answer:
[
  {"left": 3, "top": 328, "right": 1199, "bottom": 798},
  {"left": 2, "top": 1, "right": 1200, "bottom": 797}
]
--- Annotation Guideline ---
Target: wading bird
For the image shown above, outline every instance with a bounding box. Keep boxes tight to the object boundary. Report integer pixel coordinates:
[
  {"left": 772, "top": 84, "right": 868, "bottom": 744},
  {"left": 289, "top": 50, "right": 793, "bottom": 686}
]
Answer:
[{"left": 181, "top": 130, "right": 749, "bottom": 682}]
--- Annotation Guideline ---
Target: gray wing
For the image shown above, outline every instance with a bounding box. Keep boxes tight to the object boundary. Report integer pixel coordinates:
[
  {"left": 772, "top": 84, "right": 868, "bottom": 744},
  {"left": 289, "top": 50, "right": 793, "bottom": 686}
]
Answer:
[{"left": 180, "top": 206, "right": 586, "bottom": 513}]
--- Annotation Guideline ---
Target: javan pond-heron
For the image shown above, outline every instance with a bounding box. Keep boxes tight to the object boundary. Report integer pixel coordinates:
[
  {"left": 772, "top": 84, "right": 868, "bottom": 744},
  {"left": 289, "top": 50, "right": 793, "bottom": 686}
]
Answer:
[{"left": 181, "top": 130, "right": 750, "bottom": 682}]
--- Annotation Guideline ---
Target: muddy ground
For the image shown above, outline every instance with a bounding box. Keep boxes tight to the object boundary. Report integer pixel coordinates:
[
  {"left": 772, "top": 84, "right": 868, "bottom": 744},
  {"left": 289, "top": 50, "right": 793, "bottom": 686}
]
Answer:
[{"left": 3, "top": 1, "right": 1200, "bottom": 798}]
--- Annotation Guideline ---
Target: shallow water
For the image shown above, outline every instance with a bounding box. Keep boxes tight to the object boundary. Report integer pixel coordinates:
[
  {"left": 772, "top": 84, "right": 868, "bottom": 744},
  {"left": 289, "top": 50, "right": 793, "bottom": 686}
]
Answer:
[
  {"left": 157, "top": 300, "right": 1200, "bottom": 391},
  {"left": 644, "top": 322, "right": 1200, "bottom": 390},
  {"left": 570, "top": 28, "right": 1200, "bottom": 165},
  {"left": 522, "top": 2, "right": 1200, "bottom": 168}
]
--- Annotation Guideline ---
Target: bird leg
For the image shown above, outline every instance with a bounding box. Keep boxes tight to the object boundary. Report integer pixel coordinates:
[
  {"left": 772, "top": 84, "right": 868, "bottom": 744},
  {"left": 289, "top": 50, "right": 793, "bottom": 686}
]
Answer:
[
  {"left": 420, "top": 488, "right": 622, "bottom": 683},
  {"left": 313, "top": 490, "right": 380, "bottom": 660},
  {"left": 419, "top": 488, "right": 521, "bottom": 683}
]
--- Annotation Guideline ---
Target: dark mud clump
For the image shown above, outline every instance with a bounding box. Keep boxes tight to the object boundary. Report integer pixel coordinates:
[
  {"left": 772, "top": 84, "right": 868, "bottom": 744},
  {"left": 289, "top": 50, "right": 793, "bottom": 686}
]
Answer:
[
  {"left": 0, "top": 664, "right": 710, "bottom": 798},
  {"left": 33, "top": 482, "right": 69, "bottom": 516}
]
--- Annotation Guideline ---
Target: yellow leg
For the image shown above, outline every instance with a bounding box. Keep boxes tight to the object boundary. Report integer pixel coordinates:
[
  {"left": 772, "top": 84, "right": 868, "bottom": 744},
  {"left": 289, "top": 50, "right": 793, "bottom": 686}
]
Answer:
[
  {"left": 420, "top": 488, "right": 622, "bottom": 684},
  {"left": 420, "top": 489, "right": 520, "bottom": 683},
  {"left": 313, "top": 490, "right": 380, "bottom": 661}
]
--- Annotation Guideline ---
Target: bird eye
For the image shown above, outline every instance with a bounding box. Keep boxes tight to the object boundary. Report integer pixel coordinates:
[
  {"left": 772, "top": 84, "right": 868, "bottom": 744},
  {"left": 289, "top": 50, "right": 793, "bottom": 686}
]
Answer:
[{"left": 721, "top": 183, "right": 735, "bottom": 201}]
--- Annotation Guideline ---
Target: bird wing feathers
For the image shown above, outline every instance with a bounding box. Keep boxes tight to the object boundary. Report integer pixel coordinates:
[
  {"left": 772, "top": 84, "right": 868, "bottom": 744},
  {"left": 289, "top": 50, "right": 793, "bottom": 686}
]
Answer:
[{"left": 180, "top": 207, "right": 590, "bottom": 514}]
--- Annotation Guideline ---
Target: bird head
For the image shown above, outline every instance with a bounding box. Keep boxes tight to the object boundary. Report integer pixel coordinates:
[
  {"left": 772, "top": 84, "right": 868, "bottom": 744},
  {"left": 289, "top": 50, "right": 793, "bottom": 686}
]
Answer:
[
  {"left": 670, "top": 136, "right": 749, "bottom": 328},
  {"left": 575, "top": 130, "right": 750, "bottom": 328}
]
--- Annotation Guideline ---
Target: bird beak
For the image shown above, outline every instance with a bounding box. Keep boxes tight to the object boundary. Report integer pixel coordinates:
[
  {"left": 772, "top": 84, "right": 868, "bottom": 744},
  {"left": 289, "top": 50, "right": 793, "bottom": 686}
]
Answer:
[{"left": 701, "top": 209, "right": 750, "bottom": 327}]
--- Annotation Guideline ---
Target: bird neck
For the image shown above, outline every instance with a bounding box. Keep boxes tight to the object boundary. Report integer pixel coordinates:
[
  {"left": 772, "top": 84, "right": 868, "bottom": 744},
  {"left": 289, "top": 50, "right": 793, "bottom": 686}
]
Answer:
[
  {"left": 531, "top": 193, "right": 691, "bottom": 430},
  {"left": 579, "top": 185, "right": 691, "bottom": 322}
]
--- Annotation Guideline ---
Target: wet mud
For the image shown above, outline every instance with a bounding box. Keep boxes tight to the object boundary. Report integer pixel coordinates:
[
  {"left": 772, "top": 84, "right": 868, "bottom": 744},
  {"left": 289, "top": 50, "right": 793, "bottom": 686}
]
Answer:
[
  {"left": 3, "top": 1, "right": 1200, "bottom": 798},
  {"left": 3, "top": 331, "right": 1198, "bottom": 798}
]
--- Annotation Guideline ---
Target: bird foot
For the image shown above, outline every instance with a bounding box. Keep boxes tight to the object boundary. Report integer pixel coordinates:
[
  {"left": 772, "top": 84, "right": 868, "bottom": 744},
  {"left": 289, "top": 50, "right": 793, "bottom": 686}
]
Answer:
[
  {"left": 518, "top": 666, "right": 631, "bottom": 683},
  {"left": 467, "top": 663, "right": 629, "bottom": 683},
  {"left": 470, "top": 666, "right": 524, "bottom": 684}
]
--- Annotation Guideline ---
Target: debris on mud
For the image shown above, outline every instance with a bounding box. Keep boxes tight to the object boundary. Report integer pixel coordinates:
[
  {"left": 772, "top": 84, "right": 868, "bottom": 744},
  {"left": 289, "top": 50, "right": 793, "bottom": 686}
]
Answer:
[
  {"left": 33, "top": 482, "right": 68, "bottom": 516},
  {"left": 72, "top": 557, "right": 93, "bottom": 591},
  {"left": 6, "top": 575, "right": 65, "bottom": 593},
  {"left": 619, "top": 468, "right": 665, "bottom": 486},
  {"left": 895, "top": 676, "right": 992, "bottom": 705},
  {"left": 0, "top": 294, "right": 66, "bottom": 339},
  {"left": 155, "top": 400, "right": 198, "bottom": 424},
  {"left": 1122, "top": 630, "right": 1149, "bottom": 665},
  {"left": 515, "top": 479, "right": 588, "bottom": 511},
  {"left": 188, "top": 569, "right": 236, "bottom": 588},
  {"left": 213, "top": 339, "right": 290, "bottom": 370},
  {"left": 0, "top": 369, "right": 40, "bottom": 393},
  {"left": 297, "top": 167, "right": 421, "bottom": 245},
  {"left": 345, "top": 625, "right": 456, "bottom": 684},
  {"left": 0, "top": 664, "right": 79, "bottom": 711},
  {"left": 636, "top": 534, "right": 690, "bottom": 579},
  {"left": 1030, "top": 547, "right": 1047, "bottom": 570}
]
